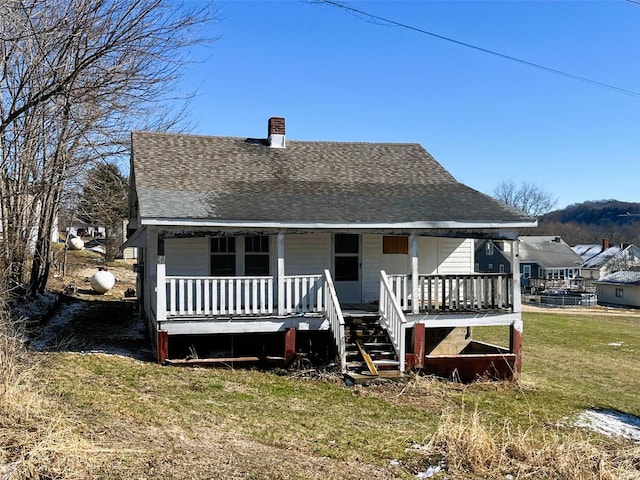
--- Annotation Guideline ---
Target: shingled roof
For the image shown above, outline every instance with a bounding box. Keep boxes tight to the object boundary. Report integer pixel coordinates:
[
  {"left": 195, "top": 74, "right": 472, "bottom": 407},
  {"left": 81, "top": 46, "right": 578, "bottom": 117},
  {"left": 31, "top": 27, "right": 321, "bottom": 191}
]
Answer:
[
  {"left": 130, "top": 129, "right": 535, "bottom": 227},
  {"left": 519, "top": 236, "right": 583, "bottom": 269}
]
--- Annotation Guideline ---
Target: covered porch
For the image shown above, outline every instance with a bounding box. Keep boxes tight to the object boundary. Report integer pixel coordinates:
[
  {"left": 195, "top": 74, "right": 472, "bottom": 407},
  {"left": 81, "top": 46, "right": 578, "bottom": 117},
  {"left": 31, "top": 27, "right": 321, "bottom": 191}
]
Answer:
[{"left": 134, "top": 228, "right": 523, "bottom": 376}]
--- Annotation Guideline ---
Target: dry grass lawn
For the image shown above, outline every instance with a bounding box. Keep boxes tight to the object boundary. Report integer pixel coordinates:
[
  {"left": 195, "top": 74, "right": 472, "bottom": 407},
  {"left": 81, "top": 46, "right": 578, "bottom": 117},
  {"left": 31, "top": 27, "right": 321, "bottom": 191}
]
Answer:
[{"left": 2, "top": 249, "right": 639, "bottom": 479}]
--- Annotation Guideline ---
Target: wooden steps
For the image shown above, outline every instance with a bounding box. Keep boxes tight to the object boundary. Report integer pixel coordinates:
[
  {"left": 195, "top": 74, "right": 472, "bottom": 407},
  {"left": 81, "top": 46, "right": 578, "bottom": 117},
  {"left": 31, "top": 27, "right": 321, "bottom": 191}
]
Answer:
[{"left": 343, "top": 315, "right": 401, "bottom": 377}]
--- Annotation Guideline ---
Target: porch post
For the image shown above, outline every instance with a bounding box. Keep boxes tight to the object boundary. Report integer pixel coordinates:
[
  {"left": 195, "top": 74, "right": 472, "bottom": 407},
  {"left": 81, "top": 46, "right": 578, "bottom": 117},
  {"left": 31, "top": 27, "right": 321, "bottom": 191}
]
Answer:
[
  {"left": 284, "top": 327, "right": 296, "bottom": 363},
  {"left": 277, "top": 232, "right": 285, "bottom": 316},
  {"left": 413, "top": 322, "right": 425, "bottom": 369},
  {"left": 510, "top": 239, "right": 523, "bottom": 374},
  {"left": 410, "top": 233, "right": 419, "bottom": 314},
  {"left": 157, "top": 257, "right": 167, "bottom": 321},
  {"left": 157, "top": 330, "right": 168, "bottom": 364}
]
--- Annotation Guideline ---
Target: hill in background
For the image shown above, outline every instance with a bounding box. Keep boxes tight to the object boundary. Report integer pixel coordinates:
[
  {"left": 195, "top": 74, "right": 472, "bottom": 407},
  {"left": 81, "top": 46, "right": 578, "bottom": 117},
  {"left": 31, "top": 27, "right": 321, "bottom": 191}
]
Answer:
[{"left": 529, "top": 200, "right": 640, "bottom": 247}]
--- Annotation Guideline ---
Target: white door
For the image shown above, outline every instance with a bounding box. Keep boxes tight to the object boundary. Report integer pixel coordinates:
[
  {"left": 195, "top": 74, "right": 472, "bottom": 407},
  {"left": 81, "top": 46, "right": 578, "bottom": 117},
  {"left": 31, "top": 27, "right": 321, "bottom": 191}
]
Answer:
[{"left": 333, "top": 234, "right": 361, "bottom": 304}]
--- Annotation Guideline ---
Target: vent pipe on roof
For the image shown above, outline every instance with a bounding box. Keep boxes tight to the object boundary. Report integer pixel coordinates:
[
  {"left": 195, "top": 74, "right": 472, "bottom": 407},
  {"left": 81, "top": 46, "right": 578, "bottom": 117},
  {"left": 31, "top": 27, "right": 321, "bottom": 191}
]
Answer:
[{"left": 268, "top": 117, "right": 286, "bottom": 148}]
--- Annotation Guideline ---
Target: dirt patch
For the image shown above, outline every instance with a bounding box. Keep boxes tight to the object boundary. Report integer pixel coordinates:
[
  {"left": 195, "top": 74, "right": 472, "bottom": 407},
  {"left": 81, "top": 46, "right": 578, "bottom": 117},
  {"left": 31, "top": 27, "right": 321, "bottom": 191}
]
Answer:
[
  {"left": 33, "top": 249, "right": 152, "bottom": 360},
  {"left": 49, "top": 248, "right": 137, "bottom": 299}
]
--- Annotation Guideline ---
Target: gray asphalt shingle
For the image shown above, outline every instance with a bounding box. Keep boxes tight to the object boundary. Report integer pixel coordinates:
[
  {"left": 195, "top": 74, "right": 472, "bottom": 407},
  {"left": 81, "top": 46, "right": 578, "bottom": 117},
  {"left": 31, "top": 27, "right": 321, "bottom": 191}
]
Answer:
[{"left": 131, "top": 131, "right": 533, "bottom": 225}]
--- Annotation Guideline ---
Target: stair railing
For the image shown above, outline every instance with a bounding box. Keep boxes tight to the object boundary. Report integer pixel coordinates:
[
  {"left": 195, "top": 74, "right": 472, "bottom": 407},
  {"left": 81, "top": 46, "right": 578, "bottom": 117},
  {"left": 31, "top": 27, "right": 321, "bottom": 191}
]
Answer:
[
  {"left": 379, "top": 270, "right": 407, "bottom": 372},
  {"left": 323, "top": 269, "right": 347, "bottom": 373}
]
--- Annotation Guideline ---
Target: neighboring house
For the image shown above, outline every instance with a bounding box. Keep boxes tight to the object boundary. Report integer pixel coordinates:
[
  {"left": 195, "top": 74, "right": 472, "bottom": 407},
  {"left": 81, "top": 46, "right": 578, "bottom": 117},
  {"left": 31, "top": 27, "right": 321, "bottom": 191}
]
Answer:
[
  {"left": 518, "top": 236, "right": 583, "bottom": 292},
  {"left": 124, "top": 117, "right": 536, "bottom": 380},
  {"left": 574, "top": 241, "right": 640, "bottom": 280},
  {"left": 474, "top": 240, "right": 511, "bottom": 274},
  {"left": 595, "top": 271, "right": 640, "bottom": 309}
]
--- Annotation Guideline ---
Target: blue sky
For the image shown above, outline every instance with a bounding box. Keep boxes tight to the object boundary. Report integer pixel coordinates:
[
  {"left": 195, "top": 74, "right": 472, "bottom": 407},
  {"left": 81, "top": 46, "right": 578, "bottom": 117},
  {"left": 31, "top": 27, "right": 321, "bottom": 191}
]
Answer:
[{"left": 177, "top": 0, "right": 639, "bottom": 210}]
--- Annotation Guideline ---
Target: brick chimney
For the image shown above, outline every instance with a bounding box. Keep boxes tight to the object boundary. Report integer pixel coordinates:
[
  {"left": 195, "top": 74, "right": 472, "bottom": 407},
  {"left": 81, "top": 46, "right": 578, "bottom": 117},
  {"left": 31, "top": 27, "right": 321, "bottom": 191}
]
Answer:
[
  {"left": 602, "top": 238, "right": 610, "bottom": 251},
  {"left": 268, "top": 116, "right": 286, "bottom": 148}
]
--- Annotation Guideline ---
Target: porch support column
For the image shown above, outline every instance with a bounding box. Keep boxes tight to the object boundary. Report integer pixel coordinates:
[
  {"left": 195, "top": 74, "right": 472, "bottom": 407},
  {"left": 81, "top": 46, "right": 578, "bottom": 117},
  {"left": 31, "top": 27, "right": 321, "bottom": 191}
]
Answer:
[
  {"left": 413, "top": 322, "right": 425, "bottom": 369},
  {"left": 510, "top": 239, "right": 523, "bottom": 374},
  {"left": 277, "top": 232, "right": 285, "bottom": 316},
  {"left": 157, "top": 330, "right": 168, "bottom": 364},
  {"left": 157, "top": 257, "right": 167, "bottom": 321},
  {"left": 410, "top": 233, "right": 419, "bottom": 314},
  {"left": 284, "top": 327, "right": 296, "bottom": 363}
]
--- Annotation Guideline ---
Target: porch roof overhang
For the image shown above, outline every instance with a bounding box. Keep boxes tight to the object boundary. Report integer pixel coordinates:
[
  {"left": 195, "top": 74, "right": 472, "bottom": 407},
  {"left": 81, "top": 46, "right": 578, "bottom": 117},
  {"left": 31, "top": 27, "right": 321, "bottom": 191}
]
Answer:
[
  {"left": 140, "top": 217, "right": 537, "bottom": 240},
  {"left": 121, "top": 225, "right": 147, "bottom": 249}
]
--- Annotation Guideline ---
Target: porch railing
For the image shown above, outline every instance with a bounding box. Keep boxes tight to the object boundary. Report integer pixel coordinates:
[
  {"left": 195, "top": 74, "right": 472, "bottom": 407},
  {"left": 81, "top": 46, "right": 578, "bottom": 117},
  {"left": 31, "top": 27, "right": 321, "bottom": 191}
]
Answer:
[
  {"left": 387, "top": 274, "right": 410, "bottom": 311},
  {"left": 163, "top": 273, "right": 326, "bottom": 318},
  {"left": 282, "top": 274, "right": 324, "bottom": 314},
  {"left": 324, "top": 269, "right": 346, "bottom": 373},
  {"left": 165, "top": 276, "right": 274, "bottom": 316},
  {"left": 379, "top": 270, "right": 407, "bottom": 372},
  {"left": 416, "top": 273, "right": 512, "bottom": 312}
]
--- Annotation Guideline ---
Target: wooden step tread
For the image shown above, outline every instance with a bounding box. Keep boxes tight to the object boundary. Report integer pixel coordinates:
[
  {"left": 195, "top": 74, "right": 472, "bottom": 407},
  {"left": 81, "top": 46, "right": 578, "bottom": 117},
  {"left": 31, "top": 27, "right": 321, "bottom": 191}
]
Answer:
[{"left": 372, "top": 359, "right": 400, "bottom": 366}]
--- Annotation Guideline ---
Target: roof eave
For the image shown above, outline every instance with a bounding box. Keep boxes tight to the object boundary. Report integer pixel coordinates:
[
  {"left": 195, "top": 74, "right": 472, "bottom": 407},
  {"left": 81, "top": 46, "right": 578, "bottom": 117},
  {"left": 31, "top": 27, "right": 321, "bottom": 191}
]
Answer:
[{"left": 140, "top": 217, "right": 537, "bottom": 230}]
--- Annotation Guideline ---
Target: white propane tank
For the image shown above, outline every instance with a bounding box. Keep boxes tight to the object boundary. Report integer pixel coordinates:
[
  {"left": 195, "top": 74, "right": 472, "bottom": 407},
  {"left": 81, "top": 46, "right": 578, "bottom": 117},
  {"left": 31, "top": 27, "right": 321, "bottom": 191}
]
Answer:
[
  {"left": 69, "top": 237, "right": 84, "bottom": 250},
  {"left": 91, "top": 267, "right": 115, "bottom": 294}
]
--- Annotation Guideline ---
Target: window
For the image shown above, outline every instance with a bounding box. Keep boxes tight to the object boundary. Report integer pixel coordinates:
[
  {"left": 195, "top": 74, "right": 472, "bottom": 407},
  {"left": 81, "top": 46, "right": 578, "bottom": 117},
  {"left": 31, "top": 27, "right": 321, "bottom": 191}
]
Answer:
[
  {"left": 383, "top": 236, "right": 408, "bottom": 254},
  {"left": 499, "top": 264, "right": 505, "bottom": 273},
  {"left": 616, "top": 288, "right": 624, "bottom": 298},
  {"left": 334, "top": 234, "right": 359, "bottom": 281},
  {"left": 486, "top": 242, "right": 494, "bottom": 256},
  {"left": 488, "top": 263, "right": 493, "bottom": 270},
  {"left": 211, "top": 237, "right": 236, "bottom": 276},
  {"left": 335, "top": 234, "right": 359, "bottom": 254},
  {"left": 523, "top": 265, "right": 531, "bottom": 279},
  {"left": 245, "top": 236, "right": 270, "bottom": 275}
]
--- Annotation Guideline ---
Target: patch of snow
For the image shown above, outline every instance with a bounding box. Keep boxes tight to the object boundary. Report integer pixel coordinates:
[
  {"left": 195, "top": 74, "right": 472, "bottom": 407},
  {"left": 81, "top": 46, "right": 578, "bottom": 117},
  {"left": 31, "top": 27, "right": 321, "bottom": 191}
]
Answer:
[
  {"left": 608, "top": 342, "right": 623, "bottom": 347},
  {"left": 12, "top": 292, "right": 59, "bottom": 319},
  {"left": 29, "top": 301, "right": 88, "bottom": 351},
  {"left": 389, "top": 459, "right": 400, "bottom": 466},
  {"left": 416, "top": 465, "right": 441, "bottom": 478},
  {"left": 575, "top": 409, "right": 640, "bottom": 443}
]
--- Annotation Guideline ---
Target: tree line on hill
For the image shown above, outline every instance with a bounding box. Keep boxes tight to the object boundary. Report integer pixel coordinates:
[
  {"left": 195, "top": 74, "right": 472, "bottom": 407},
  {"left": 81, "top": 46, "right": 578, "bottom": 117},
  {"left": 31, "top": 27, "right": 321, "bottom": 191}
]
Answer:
[
  {"left": 491, "top": 181, "right": 639, "bottom": 247},
  {"left": 530, "top": 200, "right": 640, "bottom": 247}
]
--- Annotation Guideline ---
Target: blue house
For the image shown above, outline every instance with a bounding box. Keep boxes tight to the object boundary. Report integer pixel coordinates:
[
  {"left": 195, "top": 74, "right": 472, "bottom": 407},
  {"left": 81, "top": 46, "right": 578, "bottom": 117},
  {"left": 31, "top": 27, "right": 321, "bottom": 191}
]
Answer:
[{"left": 474, "top": 240, "right": 512, "bottom": 274}]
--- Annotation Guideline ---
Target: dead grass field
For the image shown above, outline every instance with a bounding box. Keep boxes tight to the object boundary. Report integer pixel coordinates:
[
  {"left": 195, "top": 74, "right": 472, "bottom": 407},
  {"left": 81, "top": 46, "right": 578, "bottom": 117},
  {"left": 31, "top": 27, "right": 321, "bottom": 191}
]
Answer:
[{"left": 2, "top": 249, "right": 639, "bottom": 479}]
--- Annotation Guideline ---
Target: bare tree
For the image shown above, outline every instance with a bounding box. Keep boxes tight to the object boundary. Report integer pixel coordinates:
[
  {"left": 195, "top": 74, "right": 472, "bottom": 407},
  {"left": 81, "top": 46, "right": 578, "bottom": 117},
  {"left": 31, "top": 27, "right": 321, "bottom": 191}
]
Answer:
[
  {"left": 492, "top": 180, "right": 558, "bottom": 217},
  {"left": 0, "top": 0, "right": 218, "bottom": 296}
]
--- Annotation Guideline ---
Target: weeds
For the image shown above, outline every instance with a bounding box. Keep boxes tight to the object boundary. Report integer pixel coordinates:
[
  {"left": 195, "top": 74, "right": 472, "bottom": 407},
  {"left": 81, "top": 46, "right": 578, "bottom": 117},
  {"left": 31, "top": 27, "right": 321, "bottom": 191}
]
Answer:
[
  {"left": 423, "top": 393, "right": 640, "bottom": 479},
  {"left": 0, "top": 302, "right": 103, "bottom": 479}
]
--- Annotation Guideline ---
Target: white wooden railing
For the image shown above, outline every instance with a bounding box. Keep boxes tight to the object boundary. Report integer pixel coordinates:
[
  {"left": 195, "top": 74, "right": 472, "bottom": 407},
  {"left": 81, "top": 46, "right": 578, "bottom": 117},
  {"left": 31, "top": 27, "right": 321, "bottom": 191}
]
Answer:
[
  {"left": 165, "top": 276, "right": 274, "bottom": 316},
  {"left": 323, "top": 269, "right": 346, "bottom": 373},
  {"left": 387, "top": 274, "right": 409, "bottom": 311},
  {"left": 282, "top": 274, "right": 324, "bottom": 314},
  {"left": 163, "top": 273, "right": 327, "bottom": 318},
  {"left": 378, "top": 270, "right": 407, "bottom": 372},
  {"left": 417, "top": 273, "right": 512, "bottom": 312}
]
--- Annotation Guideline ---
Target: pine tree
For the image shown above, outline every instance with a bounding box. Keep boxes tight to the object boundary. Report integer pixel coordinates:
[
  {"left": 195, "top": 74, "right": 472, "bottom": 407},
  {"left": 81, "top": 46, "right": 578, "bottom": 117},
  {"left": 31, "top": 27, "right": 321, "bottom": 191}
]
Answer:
[{"left": 77, "top": 163, "right": 128, "bottom": 262}]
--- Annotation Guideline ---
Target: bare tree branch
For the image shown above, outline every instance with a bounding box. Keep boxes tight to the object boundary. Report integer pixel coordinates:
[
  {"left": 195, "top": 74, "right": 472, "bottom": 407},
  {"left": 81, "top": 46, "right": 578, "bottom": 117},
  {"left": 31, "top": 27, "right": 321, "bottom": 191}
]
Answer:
[{"left": 492, "top": 180, "right": 558, "bottom": 217}]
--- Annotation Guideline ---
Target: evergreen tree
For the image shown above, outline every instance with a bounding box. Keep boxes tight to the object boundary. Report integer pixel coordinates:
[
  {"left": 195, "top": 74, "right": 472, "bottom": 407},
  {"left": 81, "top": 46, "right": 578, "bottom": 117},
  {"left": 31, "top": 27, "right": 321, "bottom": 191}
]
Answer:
[{"left": 77, "top": 163, "right": 128, "bottom": 261}]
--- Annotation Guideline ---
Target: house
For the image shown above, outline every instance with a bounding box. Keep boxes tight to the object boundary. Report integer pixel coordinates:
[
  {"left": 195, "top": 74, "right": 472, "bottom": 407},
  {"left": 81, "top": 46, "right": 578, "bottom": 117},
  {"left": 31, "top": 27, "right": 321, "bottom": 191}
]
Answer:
[
  {"left": 125, "top": 117, "right": 536, "bottom": 380},
  {"left": 518, "top": 236, "right": 583, "bottom": 292},
  {"left": 573, "top": 240, "right": 640, "bottom": 281},
  {"left": 595, "top": 271, "right": 640, "bottom": 309},
  {"left": 474, "top": 240, "right": 512, "bottom": 274}
]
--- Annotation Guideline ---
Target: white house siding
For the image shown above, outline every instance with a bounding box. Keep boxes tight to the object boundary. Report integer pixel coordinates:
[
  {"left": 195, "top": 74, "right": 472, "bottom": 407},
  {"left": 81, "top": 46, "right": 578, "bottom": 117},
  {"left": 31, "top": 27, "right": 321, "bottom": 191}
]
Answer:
[
  {"left": 164, "top": 237, "right": 209, "bottom": 276},
  {"left": 597, "top": 284, "right": 640, "bottom": 309},
  {"left": 284, "top": 234, "right": 331, "bottom": 275},
  {"left": 418, "top": 237, "right": 473, "bottom": 275}
]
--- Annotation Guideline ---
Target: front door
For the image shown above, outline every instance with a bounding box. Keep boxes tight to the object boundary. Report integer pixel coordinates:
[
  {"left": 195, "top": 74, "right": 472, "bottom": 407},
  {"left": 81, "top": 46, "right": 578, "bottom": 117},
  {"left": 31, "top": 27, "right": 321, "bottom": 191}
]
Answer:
[{"left": 333, "top": 234, "right": 361, "bottom": 304}]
